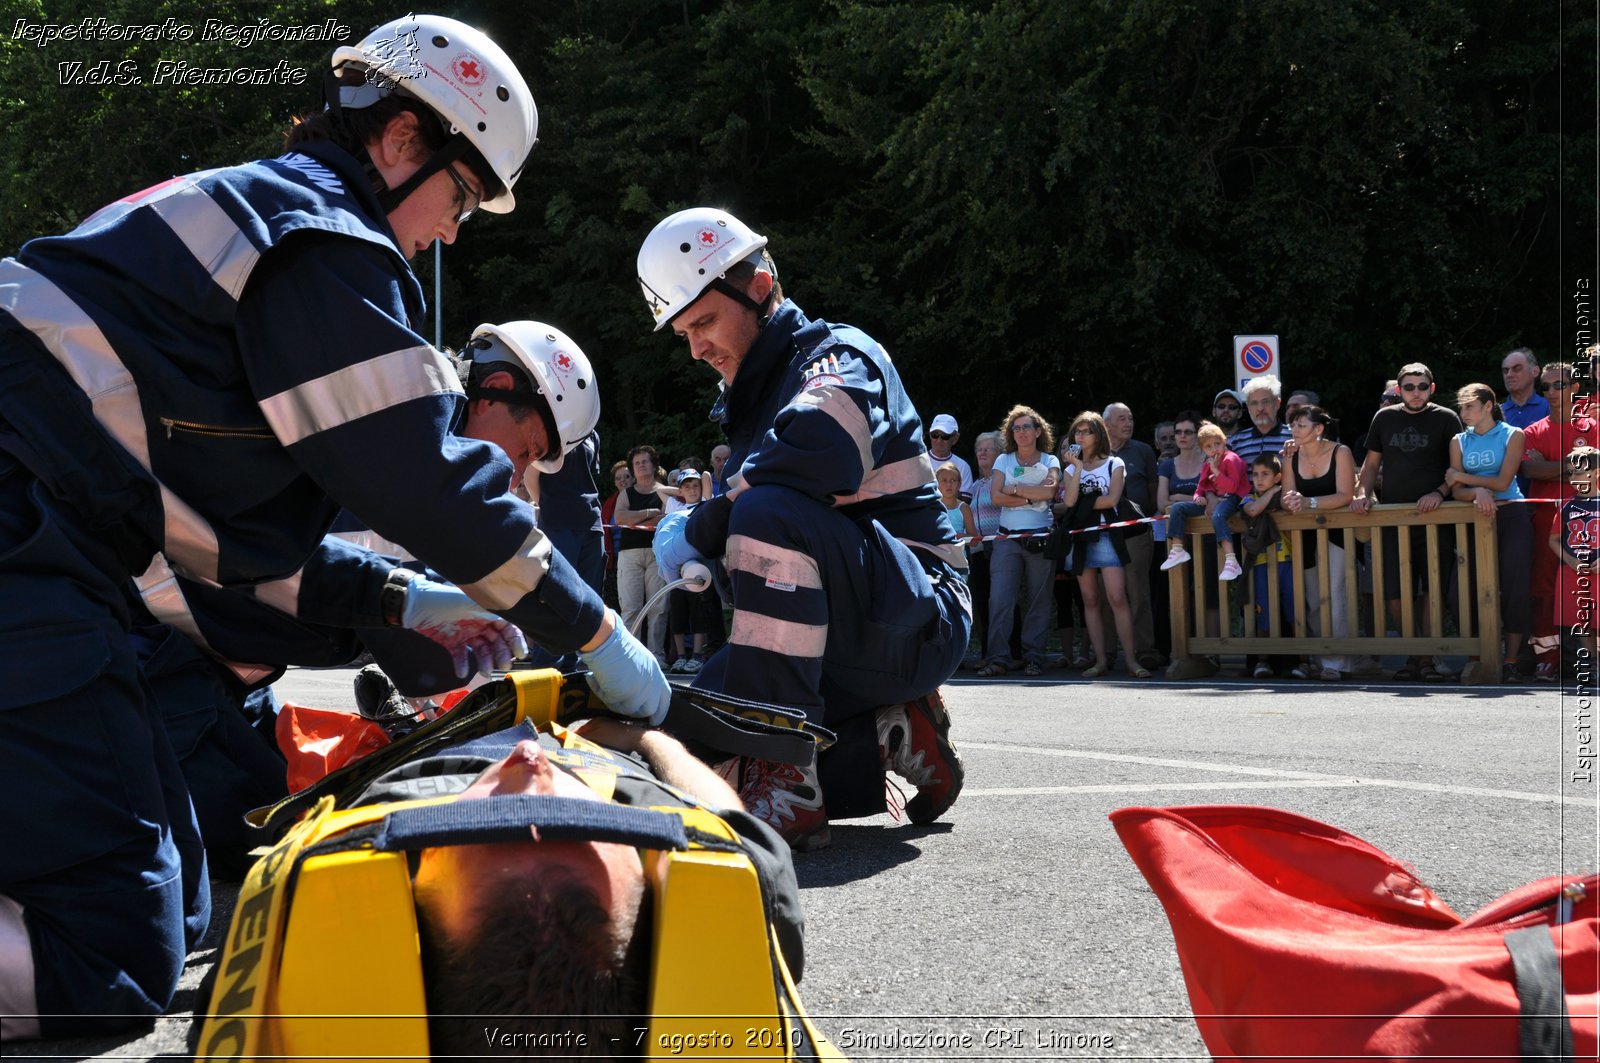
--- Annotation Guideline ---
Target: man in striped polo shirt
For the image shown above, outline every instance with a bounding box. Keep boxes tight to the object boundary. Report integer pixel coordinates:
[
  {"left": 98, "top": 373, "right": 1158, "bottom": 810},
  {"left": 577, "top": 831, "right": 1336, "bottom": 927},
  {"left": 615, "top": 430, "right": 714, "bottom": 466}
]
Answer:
[{"left": 1227, "top": 373, "right": 1293, "bottom": 465}]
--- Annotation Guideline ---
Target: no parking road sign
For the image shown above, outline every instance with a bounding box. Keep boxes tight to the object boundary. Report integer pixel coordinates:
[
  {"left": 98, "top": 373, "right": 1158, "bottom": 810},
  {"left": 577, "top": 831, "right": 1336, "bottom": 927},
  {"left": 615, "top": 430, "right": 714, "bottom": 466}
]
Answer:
[{"left": 1233, "top": 334, "right": 1280, "bottom": 392}]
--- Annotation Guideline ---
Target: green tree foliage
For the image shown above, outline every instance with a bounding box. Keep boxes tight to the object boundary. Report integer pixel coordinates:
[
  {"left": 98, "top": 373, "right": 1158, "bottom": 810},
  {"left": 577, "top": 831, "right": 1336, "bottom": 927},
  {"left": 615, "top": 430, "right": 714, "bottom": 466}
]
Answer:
[{"left": 1, "top": 0, "right": 1587, "bottom": 465}]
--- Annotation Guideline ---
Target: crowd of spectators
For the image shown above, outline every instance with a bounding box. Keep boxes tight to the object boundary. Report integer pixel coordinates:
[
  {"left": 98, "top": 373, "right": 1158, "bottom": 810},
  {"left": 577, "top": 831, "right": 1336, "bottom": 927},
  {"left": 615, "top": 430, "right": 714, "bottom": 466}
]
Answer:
[
  {"left": 933, "top": 346, "right": 1598, "bottom": 684},
  {"left": 598, "top": 444, "right": 728, "bottom": 675},
  {"left": 585, "top": 346, "right": 1594, "bottom": 687}
]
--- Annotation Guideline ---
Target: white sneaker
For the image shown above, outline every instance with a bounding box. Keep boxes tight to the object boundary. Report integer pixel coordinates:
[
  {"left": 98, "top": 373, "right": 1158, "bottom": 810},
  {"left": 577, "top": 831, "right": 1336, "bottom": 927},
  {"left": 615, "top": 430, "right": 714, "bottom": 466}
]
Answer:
[
  {"left": 1219, "top": 557, "right": 1242, "bottom": 581},
  {"left": 1160, "top": 548, "right": 1192, "bottom": 571}
]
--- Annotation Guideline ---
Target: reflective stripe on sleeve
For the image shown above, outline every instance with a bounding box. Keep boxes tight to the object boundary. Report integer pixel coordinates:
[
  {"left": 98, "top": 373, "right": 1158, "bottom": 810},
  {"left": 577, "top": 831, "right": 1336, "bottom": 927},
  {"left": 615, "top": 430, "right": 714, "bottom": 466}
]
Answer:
[
  {"left": 134, "top": 553, "right": 275, "bottom": 685},
  {"left": 460, "top": 526, "right": 553, "bottom": 610},
  {"left": 148, "top": 182, "right": 261, "bottom": 300},
  {"left": 833, "top": 452, "right": 934, "bottom": 507},
  {"left": 253, "top": 566, "right": 304, "bottom": 618},
  {"left": 897, "top": 538, "right": 969, "bottom": 572},
  {"left": 0, "top": 260, "right": 223, "bottom": 583},
  {"left": 791, "top": 383, "right": 874, "bottom": 479},
  {"left": 258, "top": 345, "right": 462, "bottom": 446}
]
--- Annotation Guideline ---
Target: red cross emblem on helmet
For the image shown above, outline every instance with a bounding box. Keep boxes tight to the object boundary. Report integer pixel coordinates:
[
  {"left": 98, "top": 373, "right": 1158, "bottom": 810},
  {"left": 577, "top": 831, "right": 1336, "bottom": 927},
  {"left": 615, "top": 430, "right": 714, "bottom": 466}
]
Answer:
[
  {"left": 451, "top": 53, "right": 484, "bottom": 84},
  {"left": 697, "top": 229, "right": 719, "bottom": 247},
  {"left": 555, "top": 352, "right": 574, "bottom": 372}
]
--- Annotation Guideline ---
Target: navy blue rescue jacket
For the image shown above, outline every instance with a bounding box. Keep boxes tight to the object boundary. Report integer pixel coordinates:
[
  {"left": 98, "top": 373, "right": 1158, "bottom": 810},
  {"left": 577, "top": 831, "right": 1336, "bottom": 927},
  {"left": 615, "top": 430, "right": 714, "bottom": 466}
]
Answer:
[
  {"left": 0, "top": 140, "right": 604, "bottom": 654},
  {"left": 686, "top": 299, "right": 963, "bottom": 574}
]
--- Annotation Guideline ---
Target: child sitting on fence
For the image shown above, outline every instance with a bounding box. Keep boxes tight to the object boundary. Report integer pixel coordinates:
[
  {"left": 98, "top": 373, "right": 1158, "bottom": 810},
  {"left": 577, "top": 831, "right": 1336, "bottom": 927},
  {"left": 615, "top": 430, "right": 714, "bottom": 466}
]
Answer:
[
  {"left": 1241, "top": 452, "right": 1299, "bottom": 679},
  {"left": 1161, "top": 421, "right": 1249, "bottom": 581}
]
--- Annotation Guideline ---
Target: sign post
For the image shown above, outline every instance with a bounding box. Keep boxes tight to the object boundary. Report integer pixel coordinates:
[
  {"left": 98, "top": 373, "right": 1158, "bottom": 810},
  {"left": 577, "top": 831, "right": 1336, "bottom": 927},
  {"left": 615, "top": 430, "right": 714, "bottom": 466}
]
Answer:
[{"left": 1233, "top": 334, "right": 1280, "bottom": 392}]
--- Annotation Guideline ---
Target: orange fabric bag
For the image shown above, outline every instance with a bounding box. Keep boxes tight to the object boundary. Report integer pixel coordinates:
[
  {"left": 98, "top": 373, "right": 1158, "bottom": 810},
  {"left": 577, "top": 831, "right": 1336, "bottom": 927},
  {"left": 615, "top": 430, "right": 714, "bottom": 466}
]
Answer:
[{"left": 275, "top": 701, "right": 392, "bottom": 792}]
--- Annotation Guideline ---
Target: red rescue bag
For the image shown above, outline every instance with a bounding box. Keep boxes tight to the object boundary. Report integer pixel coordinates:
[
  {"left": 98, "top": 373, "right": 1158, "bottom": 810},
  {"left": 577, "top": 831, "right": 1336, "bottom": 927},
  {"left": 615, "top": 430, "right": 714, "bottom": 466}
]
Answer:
[
  {"left": 1111, "top": 805, "right": 1597, "bottom": 1061},
  {"left": 275, "top": 700, "right": 391, "bottom": 792}
]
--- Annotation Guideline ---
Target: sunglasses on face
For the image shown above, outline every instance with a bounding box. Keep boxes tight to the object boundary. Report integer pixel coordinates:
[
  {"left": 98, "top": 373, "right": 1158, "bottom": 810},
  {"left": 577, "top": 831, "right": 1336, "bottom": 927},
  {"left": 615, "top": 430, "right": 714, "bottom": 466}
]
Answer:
[
  {"left": 1546, "top": 378, "right": 1575, "bottom": 392},
  {"left": 1013, "top": 423, "right": 1038, "bottom": 431},
  {"left": 1399, "top": 382, "right": 1429, "bottom": 392},
  {"left": 930, "top": 432, "right": 952, "bottom": 440},
  {"left": 1214, "top": 403, "right": 1240, "bottom": 412},
  {"left": 444, "top": 164, "right": 481, "bottom": 224}
]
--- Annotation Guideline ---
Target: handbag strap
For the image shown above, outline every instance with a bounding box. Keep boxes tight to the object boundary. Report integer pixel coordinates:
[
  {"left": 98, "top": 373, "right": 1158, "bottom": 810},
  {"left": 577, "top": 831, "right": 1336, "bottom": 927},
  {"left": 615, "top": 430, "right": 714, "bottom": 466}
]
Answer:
[{"left": 1504, "top": 925, "right": 1576, "bottom": 1061}]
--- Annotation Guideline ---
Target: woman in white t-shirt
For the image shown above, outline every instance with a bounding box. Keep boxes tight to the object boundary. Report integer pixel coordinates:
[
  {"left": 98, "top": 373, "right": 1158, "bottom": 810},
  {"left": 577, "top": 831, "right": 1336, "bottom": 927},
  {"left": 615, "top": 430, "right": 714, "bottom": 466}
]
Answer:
[
  {"left": 1059, "top": 411, "right": 1148, "bottom": 678},
  {"left": 976, "top": 405, "right": 1061, "bottom": 678}
]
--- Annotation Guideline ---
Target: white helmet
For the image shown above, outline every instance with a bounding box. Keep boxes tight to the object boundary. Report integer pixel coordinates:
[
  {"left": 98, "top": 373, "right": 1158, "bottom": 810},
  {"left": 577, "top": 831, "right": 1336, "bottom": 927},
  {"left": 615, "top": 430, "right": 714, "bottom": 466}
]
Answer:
[
  {"left": 466, "top": 321, "right": 599, "bottom": 474},
  {"left": 637, "top": 208, "right": 769, "bottom": 331},
  {"left": 331, "top": 15, "right": 536, "bottom": 213}
]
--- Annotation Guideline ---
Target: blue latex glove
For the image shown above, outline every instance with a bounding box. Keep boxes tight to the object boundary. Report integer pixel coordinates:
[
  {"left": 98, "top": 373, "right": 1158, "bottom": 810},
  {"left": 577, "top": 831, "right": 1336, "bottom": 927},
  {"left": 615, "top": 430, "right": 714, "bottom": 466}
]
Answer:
[
  {"left": 400, "top": 573, "right": 529, "bottom": 678},
  {"left": 653, "top": 508, "right": 702, "bottom": 584},
  {"left": 578, "top": 610, "right": 671, "bottom": 725}
]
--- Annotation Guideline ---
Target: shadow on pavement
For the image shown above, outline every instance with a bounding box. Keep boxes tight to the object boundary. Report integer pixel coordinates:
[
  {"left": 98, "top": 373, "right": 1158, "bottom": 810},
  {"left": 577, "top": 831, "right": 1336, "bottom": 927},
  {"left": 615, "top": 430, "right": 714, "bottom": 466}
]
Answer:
[{"left": 793, "top": 822, "right": 951, "bottom": 887}]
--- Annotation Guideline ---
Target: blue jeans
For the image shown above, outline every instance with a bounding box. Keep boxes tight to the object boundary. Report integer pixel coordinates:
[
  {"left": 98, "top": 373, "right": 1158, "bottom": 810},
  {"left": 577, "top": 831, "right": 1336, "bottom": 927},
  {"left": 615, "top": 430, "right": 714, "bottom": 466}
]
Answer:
[{"left": 1167, "top": 496, "right": 1243, "bottom": 551}]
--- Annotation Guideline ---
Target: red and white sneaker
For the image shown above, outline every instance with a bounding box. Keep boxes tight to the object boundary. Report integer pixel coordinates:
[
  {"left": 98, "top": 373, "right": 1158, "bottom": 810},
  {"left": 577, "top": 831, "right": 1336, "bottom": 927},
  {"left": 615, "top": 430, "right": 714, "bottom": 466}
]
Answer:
[
  {"left": 725, "top": 754, "right": 831, "bottom": 851},
  {"left": 876, "top": 690, "right": 964, "bottom": 824}
]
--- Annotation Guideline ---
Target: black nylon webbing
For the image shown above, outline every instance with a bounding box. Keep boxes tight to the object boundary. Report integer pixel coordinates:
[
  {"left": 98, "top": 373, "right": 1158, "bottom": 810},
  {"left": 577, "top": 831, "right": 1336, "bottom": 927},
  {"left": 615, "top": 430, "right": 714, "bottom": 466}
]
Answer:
[{"left": 1504, "top": 924, "right": 1576, "bottom": 1061}]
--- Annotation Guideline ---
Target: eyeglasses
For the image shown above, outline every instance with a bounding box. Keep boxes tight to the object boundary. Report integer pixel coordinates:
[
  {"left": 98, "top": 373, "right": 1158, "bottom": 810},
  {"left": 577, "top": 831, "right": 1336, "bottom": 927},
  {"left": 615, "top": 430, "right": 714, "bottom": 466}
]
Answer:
[
  {"left": 1399, "top": 382, "right": 1429, "bottom": 392},
  {"left": 930, "top": 431, "right": 952, "bottom": 440},
  {"left": 444, "top": 164, "right": 481, "bottom": 224},
  {"left": 1173, "top": 427, "right": 1196, "bottom": 436},
  {"left": 1214, "top": 403, "right": 1240, "bottom": 412},
  {"left": 1546, "top": 378, "right": 1575, "bottom": 392},
  {"left": 1072, "top": 427, "right": 1095, "bottom": 436}
]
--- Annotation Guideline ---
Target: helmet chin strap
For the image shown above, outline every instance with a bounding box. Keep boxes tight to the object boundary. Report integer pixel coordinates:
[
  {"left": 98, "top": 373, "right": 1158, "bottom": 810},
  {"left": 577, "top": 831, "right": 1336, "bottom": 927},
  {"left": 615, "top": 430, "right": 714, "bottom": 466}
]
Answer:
[
  {"left": 320, "top": 66, "right": 487, "bottom": 215},
  {"left": 707, "top": 275, "right": 778, "bottom": 329},
  {"left": 373, "top": 135, "right": 473, "bottom": 214}
]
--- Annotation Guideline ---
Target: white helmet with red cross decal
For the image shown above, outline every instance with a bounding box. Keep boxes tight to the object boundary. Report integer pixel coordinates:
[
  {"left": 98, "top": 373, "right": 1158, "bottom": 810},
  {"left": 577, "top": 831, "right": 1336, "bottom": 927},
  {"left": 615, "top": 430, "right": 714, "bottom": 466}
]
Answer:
[
  {"left": 637, "top": 208, "right": 770, "bottom": 331},
  {"left": 465, "top": 321, "right": 599, "bottom": 474},
  {"left": 331, "top": 14, "right": 536, "bottom": 214}
]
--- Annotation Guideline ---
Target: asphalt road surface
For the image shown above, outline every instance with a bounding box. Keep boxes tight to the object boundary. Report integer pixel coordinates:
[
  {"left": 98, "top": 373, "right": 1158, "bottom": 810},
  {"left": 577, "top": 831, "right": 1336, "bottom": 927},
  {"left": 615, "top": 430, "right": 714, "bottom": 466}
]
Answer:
[{"left": 14, "top": 666, "right": 1595, "bottom": 1061}]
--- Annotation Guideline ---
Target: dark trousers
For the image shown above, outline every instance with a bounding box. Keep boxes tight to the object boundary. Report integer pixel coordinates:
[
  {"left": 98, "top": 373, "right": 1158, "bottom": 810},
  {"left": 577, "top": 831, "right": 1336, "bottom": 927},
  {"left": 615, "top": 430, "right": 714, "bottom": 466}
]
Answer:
[{"left": 0, "top": 450, "right": 209, "bottom": 1035}]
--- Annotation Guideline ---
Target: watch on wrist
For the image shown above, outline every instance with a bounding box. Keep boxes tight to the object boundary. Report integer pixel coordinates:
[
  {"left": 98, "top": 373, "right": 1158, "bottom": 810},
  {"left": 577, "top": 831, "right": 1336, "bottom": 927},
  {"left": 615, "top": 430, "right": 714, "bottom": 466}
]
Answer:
[
  {"left": 380, "top": 568, "right": 416, "bottom": 626},
  {"left": 1308, "top": 496, "right": 1318, "bottom": 510}
]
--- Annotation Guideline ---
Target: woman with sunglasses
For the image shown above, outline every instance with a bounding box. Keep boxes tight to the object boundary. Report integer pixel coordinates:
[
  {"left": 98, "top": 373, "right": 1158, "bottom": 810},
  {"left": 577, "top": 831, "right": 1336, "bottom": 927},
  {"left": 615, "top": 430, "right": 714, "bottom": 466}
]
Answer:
[
  {"left": 979, "top": 406, "right": 1060, "bottom": 678},
  {"left": 1446, "top": 383, "right": 1531, "bottom": 680}
]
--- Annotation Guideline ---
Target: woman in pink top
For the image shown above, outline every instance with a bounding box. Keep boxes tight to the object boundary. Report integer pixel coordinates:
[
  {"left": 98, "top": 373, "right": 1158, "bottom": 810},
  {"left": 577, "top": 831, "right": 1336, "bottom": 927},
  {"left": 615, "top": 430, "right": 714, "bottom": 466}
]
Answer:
[{"left": 1159, "top": 421, "right": 1250, "bottom": 580}]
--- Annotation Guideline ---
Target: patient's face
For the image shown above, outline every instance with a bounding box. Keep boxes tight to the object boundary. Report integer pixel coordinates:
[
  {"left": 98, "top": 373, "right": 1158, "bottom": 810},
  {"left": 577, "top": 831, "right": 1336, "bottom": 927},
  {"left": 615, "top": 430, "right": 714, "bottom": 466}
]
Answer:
[{"left": 413, "top": 741, "right": 646, "bottom": 942}]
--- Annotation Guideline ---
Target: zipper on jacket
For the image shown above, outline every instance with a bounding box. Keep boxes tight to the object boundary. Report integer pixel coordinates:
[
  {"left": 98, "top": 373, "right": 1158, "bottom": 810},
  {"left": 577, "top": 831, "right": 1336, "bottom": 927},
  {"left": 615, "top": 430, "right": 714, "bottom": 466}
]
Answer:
[{"left": 159, "top": 416, "right": 275, "bottom": 441}]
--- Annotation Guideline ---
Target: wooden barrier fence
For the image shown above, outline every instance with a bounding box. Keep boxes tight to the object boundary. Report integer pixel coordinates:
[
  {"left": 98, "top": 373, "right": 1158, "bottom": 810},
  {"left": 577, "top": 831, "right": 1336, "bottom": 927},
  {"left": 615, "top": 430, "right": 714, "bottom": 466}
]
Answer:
[{"left": 1166, "top": 501, "right": 1509, "bottom": 684}]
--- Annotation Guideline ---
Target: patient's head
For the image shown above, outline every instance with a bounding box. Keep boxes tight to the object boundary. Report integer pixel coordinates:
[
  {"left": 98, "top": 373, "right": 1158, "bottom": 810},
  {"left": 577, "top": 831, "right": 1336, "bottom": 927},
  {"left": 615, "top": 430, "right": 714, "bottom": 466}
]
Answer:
[{"left": 413, "top": 740, "right": 652, "bottom": 1057}]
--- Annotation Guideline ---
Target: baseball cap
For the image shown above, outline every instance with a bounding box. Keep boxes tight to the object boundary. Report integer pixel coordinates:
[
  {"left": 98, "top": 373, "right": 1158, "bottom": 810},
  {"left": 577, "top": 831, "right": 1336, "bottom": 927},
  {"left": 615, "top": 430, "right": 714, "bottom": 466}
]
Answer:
[
  {"left": 930, "top": 413, "right": 959, "bottom": 435},
  {"left": 1213, "top": 389, "right": 1240, "bottom": 405}
]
